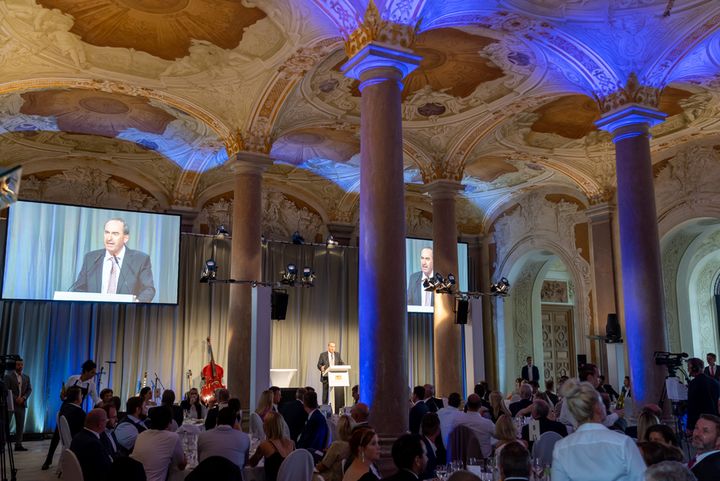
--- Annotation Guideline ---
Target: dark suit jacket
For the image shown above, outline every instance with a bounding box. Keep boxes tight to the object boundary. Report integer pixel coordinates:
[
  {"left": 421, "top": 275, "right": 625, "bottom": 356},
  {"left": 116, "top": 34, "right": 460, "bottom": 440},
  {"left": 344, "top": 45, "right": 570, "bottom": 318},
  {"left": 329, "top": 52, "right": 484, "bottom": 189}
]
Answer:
[
  {"left": 407, "top": 271, "right": 433, "bottom": 307},
  {"left": 279, "top": 398, "right": 308, "bottom": 441},
  {"left": 70, "top": 429, "right": 113, "bottom": 481},
  {"left": 297, "top": 409, "right": 328, "bottom": 452},
  {"left": 3, "top": 371, "right": 31, "bottom": 406},
  {"left": 521, "top": 365, "right": 540, "bottom": 382},
  {"left": 383, "top": 469, "right": 420, "bottom": 481},
  {"left": 510, "top": 399, "right": 533, "bottom": 417},
  {"left": 704, "top": 365, "right": 720, "bottom": 381},
  {"left": 60, "top": 402, "right": 87, "bottom": 438},
  {"left": 204, "top": 406, "right": 219, "bottom": 431},
  {"left": 71, "top": 247, "right": 156, "bottom": 302},
  {"left": 421, "top": 435, "right": 446, "bottom": 480},
  {"left": 409, "top": 401, "right": 429, "bottom": 435},
  {"left": 692, "top": 451, "right": 720, "bottom": 481},
  {"left": 687, "top": 374, "right": 720, "bottom": 430},
  {"left": 521, "top": 417, "right": 568, "bottom": 448},
  {"left": 317, "top": 351, "right": 345, "bottom": 380}
]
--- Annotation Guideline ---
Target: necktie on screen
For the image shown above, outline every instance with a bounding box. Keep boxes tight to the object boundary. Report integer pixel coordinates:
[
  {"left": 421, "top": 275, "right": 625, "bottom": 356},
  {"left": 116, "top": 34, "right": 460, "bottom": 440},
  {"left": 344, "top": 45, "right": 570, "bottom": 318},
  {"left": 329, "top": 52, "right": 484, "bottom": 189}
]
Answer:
[{"left": 107, "top": 257, "right": 118, "bottom": 294}]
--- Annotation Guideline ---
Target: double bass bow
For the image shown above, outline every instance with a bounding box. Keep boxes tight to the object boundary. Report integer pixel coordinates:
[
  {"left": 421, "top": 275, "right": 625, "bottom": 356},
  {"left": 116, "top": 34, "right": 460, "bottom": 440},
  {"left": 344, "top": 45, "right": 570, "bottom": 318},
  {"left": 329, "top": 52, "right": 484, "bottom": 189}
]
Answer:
[{"left": 200, "top": 337, "right": 225, "bottom": 402}]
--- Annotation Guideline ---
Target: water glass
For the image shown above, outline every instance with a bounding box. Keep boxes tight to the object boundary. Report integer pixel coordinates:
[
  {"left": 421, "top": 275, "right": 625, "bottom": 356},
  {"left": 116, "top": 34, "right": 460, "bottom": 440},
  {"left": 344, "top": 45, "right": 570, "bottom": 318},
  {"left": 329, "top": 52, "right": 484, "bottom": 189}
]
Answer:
[{"left": 435, "top": 464, "right": 448, "bottom": 480}]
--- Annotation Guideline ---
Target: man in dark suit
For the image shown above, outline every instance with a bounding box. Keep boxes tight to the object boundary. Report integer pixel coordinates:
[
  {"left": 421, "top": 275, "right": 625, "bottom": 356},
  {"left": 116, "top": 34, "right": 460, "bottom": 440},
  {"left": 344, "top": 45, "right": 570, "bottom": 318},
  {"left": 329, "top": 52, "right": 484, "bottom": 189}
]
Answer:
[
  {"left": 42, "top": 386, "right": 86, "bottom": 470},
  {"left": 70, "top": 218, "right": 155, "bottom": 302},
  {"left": 297, "top": 391, "right": 328, "bottom": 463},
  {"left": 510, "top": 384, "right": 534, "bottom": 417},
  {"left": 521, "top": 400, "right": 567, "bottom": 449},
  {"left": 705, "top": 353, "right": 720, "bottom": 381},
  {"left": 70, "top": 408, "right": 113, "bottom": 481},
  {"left": 521, "top": 356, "right": 540, "bottom": 383},
  {"left": 317, "top": 342, "right": 345, "bottom": 405},
  {"left": 409, "top": 386, "right": 429, "bottom": 435},
  {"left": 423, "top": 384, "right": 444, "bottom": 413},
  {"left": 690, "top": 414, "right": 720, "bottom": 481},
  {"left": 686, "top": 358, "right": 720, "bottom": 433},
  {"left": 384, "top": 434, "right": 427, "bottom": 481},
  {"left": 3, "top": 357, "right": 31, "bottom": 451},
  {"left": 420, "top": 412, "right": 446, "bottom": 480},
  {"left": 279, "top": 387, "right": 308, "bottom": 441},
  {"left": 407, "top": 247, "right": 434, "bottom": 307}
]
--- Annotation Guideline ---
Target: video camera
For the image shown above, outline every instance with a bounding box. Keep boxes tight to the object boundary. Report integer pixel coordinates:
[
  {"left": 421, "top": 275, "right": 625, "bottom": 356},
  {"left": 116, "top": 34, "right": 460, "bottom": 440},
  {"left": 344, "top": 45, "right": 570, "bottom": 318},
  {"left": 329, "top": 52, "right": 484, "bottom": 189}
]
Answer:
[
  {"left": 0, "top": 354, "right": 21, "bottom": 372},
  {"left": 654, "top": 351, "right": 688, "bottom": 377}
]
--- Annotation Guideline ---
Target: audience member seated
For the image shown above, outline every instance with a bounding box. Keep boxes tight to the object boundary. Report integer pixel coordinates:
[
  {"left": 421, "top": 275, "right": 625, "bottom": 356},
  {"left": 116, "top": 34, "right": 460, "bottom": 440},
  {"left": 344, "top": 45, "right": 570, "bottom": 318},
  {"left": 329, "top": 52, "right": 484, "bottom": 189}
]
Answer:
[
  {"left": 409, "top": 385, "right": 430, "bottom": 435},
  {"left": 180, "top": 387, "right": 207, "bottom": 420},
  {"left": 61, "top": 386, "right": 87, "bottom": 436},
  {"left": 115, "top": 396, "right": 146, "bottom": 455},
  {"left": 279, "top": 387, "right": 308, "bottom": 441},
  {"left": 139, "top": 386, "right": 155, "bottom": 418},
  {"left": 352, "top": 385, "right": 360, "bottom": 404},
  {"left": 256, "top": 389, "right": 274, "bottom": 420},
  {"left": 494, "top": 414, "right": 525, "bottom": 459},
  {"left": 248, "top": 411, "right": 295, "bottom": 481},
  {"left": 342, "top": 427, "right": 381, "bottom": 481},
  {"left": 521, "top": 400, "right": 567, "bottom": 449},
  {"left": 631, "top": 408, "right": 660, "bottom": 441},
  {"left": 473, "top": 383, "right": 491, "bottom": 410},
  {"left": 454, "top": 394, "right": 494, "bottom": 459},
  {"left": 131, "top": 406, "right": 186, "bottom": 481},
  {"left": 551, "top": 379, "right": 645, "bottom": 481},
  {"left": 690, "top": 414, "right": 720, "bottom": 481},
  {"left": 160, "top": 389, "right": 184, "bottom": 429},
  {"left": 420, "top": 412, "right": 446, "bottom": 480},
  {"left": 507, "top": 379, "right": 524, "bottom": 402},
  {"left": 636, "top": 441, "right": 684, "bottom": 467},
  {"left": 509, "top": 384, "right": 533, "bottom": 417},
  {"left": 98, "top": 388, "right": 114, "bottom": 406},
  {"left": 498, "top": 441, "right": 531, "bottom": 481},
  {"left": 351, "top": 403, "right": 371, "bottom": 431},
  {"left": 645, "top": 461, "right": 697, "bottom": 481},
  {"left": 446, "top": 472, "right": 481, "bottom": 481},
  {"left": 100, "top": 402, "right": 120, "bottom": 459},
  {"left": 228, "top": 397, "right": 242, "bottom": 424},
  {"left": 437, "top": 392, "right": 462, "bottom": 448},
  {"left": 270, "top": 385, "right": 282, "bottom": 412},
  {"left": 645, "top": 424, "right": 679, "bottom": 447},
  {"left": 205, "top": 388, "right": 230, "bottom": 430},
  {"left": 197, "top": 406, "right": 250, "bottom": 469},
  {"left": 317, "top": 414, "right": 352, "bottom": 481},
  {"left": 297, "top": 391, "right": 329, "bottom": 461},
  {"left": 108, "top": 457, "right": 147, "bottom": 481},
  {"left": 383, "top": 433, "right": 427, "bottom": 480},
  {"left": 423, "top": 384, "right": 444, "bottom": 412},
  {"left": 185, "top": 456, "right": 243, "bottom": 481},
  {"left": 544, "top": 380, "right": 559, "bottom": 407},
  {"left": 70, "top": 408, "right": 113, "bottom": 481},
  {"left": 488, "top": 391, "right": 511, "bottom": 423}
]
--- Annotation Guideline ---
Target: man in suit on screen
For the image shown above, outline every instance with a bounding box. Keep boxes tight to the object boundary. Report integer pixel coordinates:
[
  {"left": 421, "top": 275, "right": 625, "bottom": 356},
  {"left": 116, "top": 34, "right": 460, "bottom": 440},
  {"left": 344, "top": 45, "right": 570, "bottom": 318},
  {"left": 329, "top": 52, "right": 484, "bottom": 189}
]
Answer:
[
  {"left": 71, "top": 218, "right": 156, "bottom": 302},
  {"left": 407, "top": 247, "right": 434, "bottom": 307}
]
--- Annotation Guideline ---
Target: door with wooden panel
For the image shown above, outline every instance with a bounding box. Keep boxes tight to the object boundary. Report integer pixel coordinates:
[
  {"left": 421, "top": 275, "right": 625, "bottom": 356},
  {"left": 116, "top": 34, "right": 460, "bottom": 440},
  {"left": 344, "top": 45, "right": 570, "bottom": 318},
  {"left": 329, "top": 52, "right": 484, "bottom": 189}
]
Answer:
[{"left": 541, "top": 306, "right": 575, "bottom": 382}]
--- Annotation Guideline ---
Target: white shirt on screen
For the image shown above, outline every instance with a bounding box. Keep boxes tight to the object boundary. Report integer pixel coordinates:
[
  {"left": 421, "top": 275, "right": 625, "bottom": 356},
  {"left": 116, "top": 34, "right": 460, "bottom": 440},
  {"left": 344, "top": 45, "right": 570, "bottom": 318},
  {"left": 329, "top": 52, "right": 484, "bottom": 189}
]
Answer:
[
  {"left": 101, "top": 246, "right": 126, "bottom": 294},
  {"left": 420, "top": 272, "right": 434, "bottom": 307}
]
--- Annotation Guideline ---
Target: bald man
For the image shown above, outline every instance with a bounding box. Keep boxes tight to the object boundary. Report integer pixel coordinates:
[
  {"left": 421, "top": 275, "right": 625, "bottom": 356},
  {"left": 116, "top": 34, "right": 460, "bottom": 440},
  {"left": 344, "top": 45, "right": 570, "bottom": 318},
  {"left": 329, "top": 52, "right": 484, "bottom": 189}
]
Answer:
[{"left": 70, "top": 408, "right": 113, "bottom": 481}]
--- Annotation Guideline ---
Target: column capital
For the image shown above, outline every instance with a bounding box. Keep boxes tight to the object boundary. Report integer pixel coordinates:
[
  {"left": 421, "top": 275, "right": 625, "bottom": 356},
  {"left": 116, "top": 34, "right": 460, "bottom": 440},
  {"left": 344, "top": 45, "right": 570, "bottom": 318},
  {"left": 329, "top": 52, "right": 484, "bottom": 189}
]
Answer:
[
  {"left": 586, "top": 202, "right": 615, "bottom": 223},
  {"left": 595, "top": 104, "right": 667, "bottom": 142},
  {"left": 229, "top": 151, "right": 274, "bottom": 175},
  {"left": 341, "top": 42, "right": 421, "bottom": 84},
  {"left": 422, "top": 179, "right": 465, "bottom": 201}
]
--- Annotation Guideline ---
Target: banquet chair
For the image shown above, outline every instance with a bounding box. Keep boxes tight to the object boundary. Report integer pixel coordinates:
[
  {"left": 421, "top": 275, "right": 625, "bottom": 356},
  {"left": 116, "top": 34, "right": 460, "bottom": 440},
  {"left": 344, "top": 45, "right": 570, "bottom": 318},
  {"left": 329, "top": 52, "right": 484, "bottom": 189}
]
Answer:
[
  {"left": 531, "top": 431, "right": 563, "bottom": 466},
  {"left": 60, "top": 449, "right": 83, "bottom": 481},
  {"left": 249, "top": 411, "right": 265, "bottom": 440},
  {"left": 185, "top": 456, "right": 242, "bottom": 481},
  {"left": 277, "top": 449, "right": 314, "bottom": 481},
  {"left": 447, "top": 425, "right": 483, "bottom": 466},
  {"left": 57, "top": 415, "right": 73, "bottom": 477}
]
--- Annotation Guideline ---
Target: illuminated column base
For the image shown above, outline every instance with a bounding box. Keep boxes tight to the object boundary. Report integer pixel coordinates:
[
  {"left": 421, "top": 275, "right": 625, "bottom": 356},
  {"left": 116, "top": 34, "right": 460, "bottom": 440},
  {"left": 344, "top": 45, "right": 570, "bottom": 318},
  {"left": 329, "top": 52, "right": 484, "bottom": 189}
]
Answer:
[
  {"left": 596, "top": 105, "right": 668, "bottom": 413},
  {"left": 342, "top": 43, "right": 421, "bottom": 437},
  {"left": 425, "top": 179, "right": 464, "bottom": 397},
  {"left": 227, "top": 152, "right": 273, "bottom": 408}
]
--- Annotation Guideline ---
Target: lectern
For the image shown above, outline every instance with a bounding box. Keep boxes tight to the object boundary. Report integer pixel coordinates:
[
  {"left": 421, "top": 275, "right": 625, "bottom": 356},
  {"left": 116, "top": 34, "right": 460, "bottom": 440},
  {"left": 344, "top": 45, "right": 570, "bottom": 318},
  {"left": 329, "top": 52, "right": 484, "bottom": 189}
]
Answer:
[{"left": 327, "top": 365, "right": 351, "bottom": 413}]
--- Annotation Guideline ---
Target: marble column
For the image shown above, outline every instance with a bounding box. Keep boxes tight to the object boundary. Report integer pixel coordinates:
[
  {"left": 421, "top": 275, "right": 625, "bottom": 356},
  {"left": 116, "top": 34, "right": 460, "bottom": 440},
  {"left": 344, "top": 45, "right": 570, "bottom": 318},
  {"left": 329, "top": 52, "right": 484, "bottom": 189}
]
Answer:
[
  {"left": 227, "top": 152, "right": 273, "bottom": 408},
  {"left": 478, "top": 235, "right": 498, "bottom": 389},
  {"left": 342, "top": 43, "right": 421, "bottom": 437},
  {"left": 424, "top": 179, "right": 464, "bottom": 397},
  {"left": 596, "top": 106, "right": 668, "bottom": 412}
]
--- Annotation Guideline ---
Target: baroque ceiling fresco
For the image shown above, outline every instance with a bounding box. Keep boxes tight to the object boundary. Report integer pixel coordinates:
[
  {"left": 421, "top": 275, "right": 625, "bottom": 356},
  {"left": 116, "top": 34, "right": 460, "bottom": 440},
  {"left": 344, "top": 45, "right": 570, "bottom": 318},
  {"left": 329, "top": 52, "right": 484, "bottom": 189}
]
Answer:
[{"left": 0, "top": 0, "right": 719, "bottom": 237}]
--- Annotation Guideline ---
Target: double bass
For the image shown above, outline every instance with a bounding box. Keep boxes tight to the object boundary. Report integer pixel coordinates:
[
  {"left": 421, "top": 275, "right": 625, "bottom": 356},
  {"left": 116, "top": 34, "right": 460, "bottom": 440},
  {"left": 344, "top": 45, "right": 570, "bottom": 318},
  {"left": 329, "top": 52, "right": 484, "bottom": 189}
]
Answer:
[{"left": 200, "top": 337, "right": 225, "bottom": 402}]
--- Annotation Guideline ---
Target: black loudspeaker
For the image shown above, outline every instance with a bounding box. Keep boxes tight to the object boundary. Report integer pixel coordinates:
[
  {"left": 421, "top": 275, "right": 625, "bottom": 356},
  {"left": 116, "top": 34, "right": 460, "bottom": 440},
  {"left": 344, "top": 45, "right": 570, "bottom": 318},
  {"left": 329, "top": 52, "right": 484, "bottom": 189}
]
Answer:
[
  {"left": 605, "top": 313, "right": 622, "bottom": 342},
  {"left": 577, "top": 354, "right": 587, "bottom": 369},
  {"left": 271, "top": 290, "right": 289, "bottom": 320},
  {"left": 455, "top": 299, "right": 469, "bottom": 324}
]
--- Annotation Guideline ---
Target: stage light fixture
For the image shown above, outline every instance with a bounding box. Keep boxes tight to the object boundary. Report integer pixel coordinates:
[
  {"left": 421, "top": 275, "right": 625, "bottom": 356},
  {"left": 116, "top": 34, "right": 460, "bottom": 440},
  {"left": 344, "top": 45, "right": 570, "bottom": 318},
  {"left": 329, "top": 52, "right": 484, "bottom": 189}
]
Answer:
[
  {"left": 490, "top": 277, "right": 510, "bottom": 297},
  {"left": 326, "top": 235, "right": 339, "bottom": 247},
  {"left": 214, "top": 224, "right": 230, "bottom": 239},
  {"left": 281, "top": 263, "right": 298, "bottom": 285},
  {"left": 200, "top": 258, "right": 217, "bottom": 283},
  {"left": 301, "top": 267, "right": 316, "bottom": 287},
  {"left": 292, "top": 231, "right": 305, "bottom": 245},
  {"left": 0, "top": 165, "right": 21, "bottom": 209}
]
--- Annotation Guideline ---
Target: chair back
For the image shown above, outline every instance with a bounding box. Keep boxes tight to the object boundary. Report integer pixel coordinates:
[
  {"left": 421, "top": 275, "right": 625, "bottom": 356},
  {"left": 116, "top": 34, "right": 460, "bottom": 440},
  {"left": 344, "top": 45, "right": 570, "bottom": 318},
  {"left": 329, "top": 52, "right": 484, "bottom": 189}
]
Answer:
[
  {"left": 185, "top": 456, "right": 242, "bottom": 481},
  {"left": 61, "top": 449, "right": 84, "bottom": 481},
  {"left": 277, "top": 449, "right": 314, "bottom": 481},
  {"left": 447, "top": 425, "right": 483, "bottom": 465},
  {"left": 59, "top": 415, "right": 73, "bottom": 447},
  {"left": 531, "top": 431, "right": 563, "bottom": 466},
  {"left": 249, "top": 411, "right": 265, "bottom": 440}
]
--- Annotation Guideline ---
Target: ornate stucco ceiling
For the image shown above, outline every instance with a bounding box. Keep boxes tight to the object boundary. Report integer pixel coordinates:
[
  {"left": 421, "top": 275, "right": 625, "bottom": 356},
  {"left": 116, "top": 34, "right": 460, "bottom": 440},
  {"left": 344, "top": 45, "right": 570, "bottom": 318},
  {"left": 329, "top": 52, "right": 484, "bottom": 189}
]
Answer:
[{"left": 0, "top": 0, "right": 718, "bottom": 235}]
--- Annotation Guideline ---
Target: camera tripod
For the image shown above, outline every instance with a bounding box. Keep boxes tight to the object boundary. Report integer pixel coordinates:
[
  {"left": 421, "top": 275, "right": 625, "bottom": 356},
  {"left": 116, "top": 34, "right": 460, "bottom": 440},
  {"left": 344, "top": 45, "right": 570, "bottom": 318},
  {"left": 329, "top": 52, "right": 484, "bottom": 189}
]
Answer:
[
  {"left": 658, "top": 374, "right": 690, "bottom": 458},
  {"left": 0, "top": 380, "right": 17, "bottom": 481}
]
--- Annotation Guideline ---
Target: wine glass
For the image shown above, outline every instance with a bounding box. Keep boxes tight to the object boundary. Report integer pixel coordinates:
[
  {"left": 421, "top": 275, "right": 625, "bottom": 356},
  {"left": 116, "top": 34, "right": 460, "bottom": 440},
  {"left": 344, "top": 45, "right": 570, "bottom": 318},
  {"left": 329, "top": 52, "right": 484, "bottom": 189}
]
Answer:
[
  {"left": 532, "top": 458, "right": 546, "bottom": 480},
  {"left": 435, "top": 464, "right": 448, "bottom": 480}
]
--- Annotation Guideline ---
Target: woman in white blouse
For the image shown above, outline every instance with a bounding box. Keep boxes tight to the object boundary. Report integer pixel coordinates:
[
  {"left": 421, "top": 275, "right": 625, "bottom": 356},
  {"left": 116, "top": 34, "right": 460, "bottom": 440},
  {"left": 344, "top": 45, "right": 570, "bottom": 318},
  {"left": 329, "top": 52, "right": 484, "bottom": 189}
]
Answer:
[{"left": 551, "top": 379, "right": 646, "bottom": 481}]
